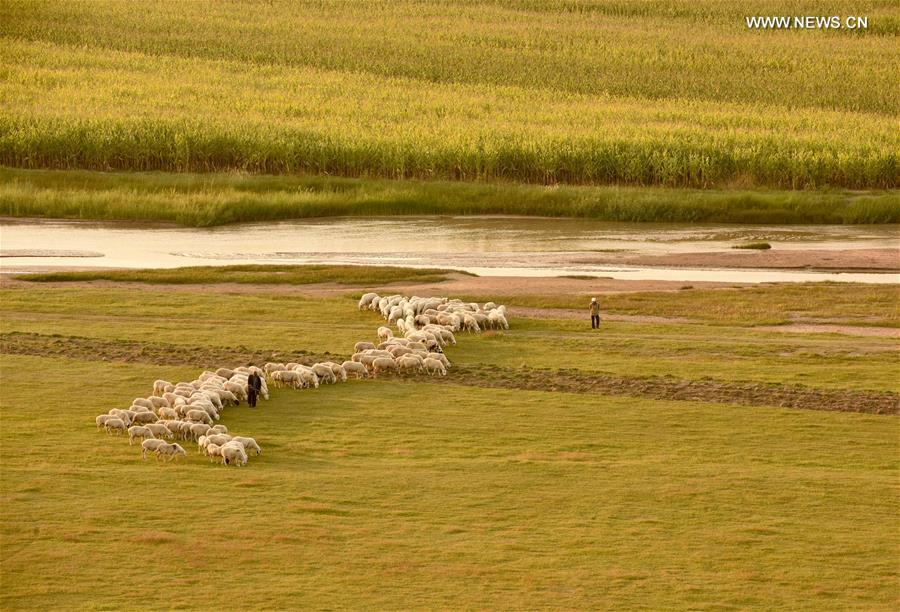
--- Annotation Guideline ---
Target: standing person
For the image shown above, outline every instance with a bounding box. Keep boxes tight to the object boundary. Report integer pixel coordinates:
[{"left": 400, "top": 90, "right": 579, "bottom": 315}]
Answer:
[
  {"left": 589, "top": 297, "right": 601, "bottom": 329},
  {"left": 247, "top": 368, "right": 262, "bottom": 408}
]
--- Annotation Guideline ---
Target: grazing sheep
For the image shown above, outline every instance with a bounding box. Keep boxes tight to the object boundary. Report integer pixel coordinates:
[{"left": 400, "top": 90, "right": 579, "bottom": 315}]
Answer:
[
  {"left": 132, "top": 398, "right": 154, "bottom": 410},
  {"left": 105, "top": 418, "right": 127, "bottom": 436},
  {"left": 127, "top": 425, "right": 156, "bottom": 445},
  {"left": 185, "top": 409, "right": 212, "bottom": 425},
  {"left": 427, "top": 352, "right": 451, "bottom": 369},
  {"left": 189, "top": 423, "right": 212, "bottom": 440},
  {"left": 158, "top": 406, "right": 178, "bottom": 420},
  {"left": 129, "top": 405, "right": 151, "bottom": 413},
  {"left": 204, "top": 433, "right": 233, "bottom": 448},
  {"left": 155, "top": 442, "right": 187, "bottom": 462},
  {"left": 208, "top": 424, "right": 228, "bottom": 435},
  {"left": 141, "top": 438, "right": 168, "bottom": 460},
  {"left": 312, "top": 363, "right": 336, "bottom": 385},
  {"left": 273, "top": 369, "right": 300, "bottom": 389},
  {"left": 147, "top": 396, "right": 169, "bottom": 409},
  {"left": 224, "top": 381, "right": 246, "bottom": 401},
  {"left": 221, "top": 443, "right": 248, "bottom": 467},
  {"left": 325, "top": 362, "right": 347, "bottom": 382},
  {"left": 372, "top": 357, "right": 397, "bottom": 377},
  {"left": 230, "top": 436, "right": 261, "bottom": 455},
  {"left": 341, "top": 361, "right": 368, "bottom": 379},
  {"left": 95, "top": 414, "right": 112, "bottom": 429},
  {"left": 358, "top": 292, "right": 379, "bottom": 310},
  {"left": 377, "top": 326, "right": 393, "bottom": 342},
  {"left": 131, "top": 411, "right": 159, "bottom": 425},
  {"left": 354, "top": 341, "right": 376, "bottom": 352},
  {"left": 397, "top": 355, "right": 423, "bottom": 374},
  {"left": 107, "top": 410, "right": 132, "bottom": 427},
  {"left": 145, "top": 423, "right": 173, "bottom": 439},
  {"left": 215, "top": 368, "right": 235, "bottom": 379},
  {"left": 423, "top": 357, "right": 447, "bottom": 376}
]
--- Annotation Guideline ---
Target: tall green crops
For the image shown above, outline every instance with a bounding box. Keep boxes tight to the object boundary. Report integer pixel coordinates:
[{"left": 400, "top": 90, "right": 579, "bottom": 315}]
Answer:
[{"left": 1, "top": 0, "right": 897, "bottom": 189}]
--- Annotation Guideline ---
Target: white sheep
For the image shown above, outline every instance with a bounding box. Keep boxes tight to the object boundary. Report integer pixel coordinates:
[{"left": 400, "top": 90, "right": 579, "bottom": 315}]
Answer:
[
  {"left": 354, "top": 341, "right": 376, "bottom": 352},
  {"left": 377, "top": 326, "right": 393, "bottom": 342},
  {"left": 158, "top": 406, "right": 178, "bottom": 421},
  {"left": 145, "top": 423, "right": 173, "bottom": 439},
  {"left": 221, "top": 443, "right": 248, "bottom": 467},
  {"left": 105, "top": 418, "right": 126, "bottom": 435},
  {"left": 189, "top": 423, "right": 212, "bottom": 440},
  {"left": 127, "top": 425, "right": 156, "bottom": 445},
  {"left": 141, "top": 438, "right": 168, "bottom": 459},
  {"left": 341, "top": 361, "right": 368, "bottom": 379},
  {"left": 208, "top": 424, "right": 228, "bottom": 435},
  {"left": 155, "top": 442, "right": 187, "bottom": 462},
  {"left": 95, "top": 414, "right": 112, "bottom": 430},
  {"left": 130, "top": 411, "right": 159, "bottom": 425},
  {"left": 230, "top": 436, "right": 261, "bottom": 455},
  {"left": 186, "top": 409, "right": 212, "bottom": 425},
  {"left": 423, "top": 358, "right": 447, "bottom": 376},
  {"left": 371, "top": 357, "right": 397, "bottom": 377}
]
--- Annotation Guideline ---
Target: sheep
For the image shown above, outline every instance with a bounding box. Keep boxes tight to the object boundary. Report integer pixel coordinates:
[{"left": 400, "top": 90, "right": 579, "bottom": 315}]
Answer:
[
  {"left": 427, "top": 352, "right": 451, "bottom": 369},
  {"left": 105, "top": 418, "right": 127, "bottom": 435},
  {"left": 377, "top": 326, "right": 393, "bottom": 342},
  {"left": 189, "top": 423, "right": 212, "bottom": 440},
  {"left": 164, "top": 420, "right": 186, "bottom": 439},
  {"left": 325, "top": 362, "right": 347, "bottom": 382},
  {"left": 397, "top": 355, "right": 423, "bottom": 374},
  {"left": 296, "top": 367, "right": 319, "bottom": 389},
  {"left": 141, "top": 438, "right": 168, "bottom": 460},
  {"left": 107, "top": 409, "right": 132, "bottom": 427},
  {"left": 221, "top": 443, "right": 248, "bottom": 467},
  {"left": 129, "top": 405, "right": 151, "bottom": 413},
  {"left": 131, "top": 411, "right": 159, "bottom": 425},
  {"left": 95, "top": 414, "right": 112, "bottom": 429},
  {"left": 145, "top": 423, "right": 173, "bottom": 439},
  {"left": 311, "top": 363, "right": 337, "bottom": 385},
  {"left": 146, "top": 396, "right": 168, "bottom": 410},
  {"left": 423, "top": 357, "right": 447, "bottom": 376},
  {"left": 208, "top": 424, "right": 228, "bottom": 435},
  {"left": 131, "top": 397, "right": 154, "bottom": 410},
  {"left": 273, "top": 369, "right": 300, "bottom": 389},
  {"left": 354, "top": 341, "right": 376, "bottom": 352},
  {"left": 204, "top": 443, "right": 224, "bottom": 463},
  {"left": 153, "top": 383, "right": 171, "bottom": 398},
  {"left": 230, "top": 436, "right": 261, "bottom": 455},
  {"left": 158, "top": 406, "right": 178, "bottom": 421},
  {"left": 186, "top": 409, "right": 212, "bottom": 425},
  {"left": 127, "top": 425, "right": 156, "bottom": 445},
  {"left": 371, "top": 357, "right": 397, "bottom": 377},
  {"left": 224, "top": 381, "right": 246, "bottom": 401},
  {"left": 215, "top": 368, "right": 235, "bottom": 379},
  {"left": 155, "top": 442, "right": 187, "bottom": 462},
  {"left": 203, "top": 433, "right": 233, "bottom": 448},
  {"left": 341, "top": 361, "right": 368, "bottom": 379},
  {"left": 219, "top": 389, "right": 239, "bottom": 406}
]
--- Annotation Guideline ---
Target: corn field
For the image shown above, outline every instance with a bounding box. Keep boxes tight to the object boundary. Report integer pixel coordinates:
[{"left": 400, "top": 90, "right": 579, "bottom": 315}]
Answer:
[{"left": 0, "top": 0, "right": 897, "bottom": 189}]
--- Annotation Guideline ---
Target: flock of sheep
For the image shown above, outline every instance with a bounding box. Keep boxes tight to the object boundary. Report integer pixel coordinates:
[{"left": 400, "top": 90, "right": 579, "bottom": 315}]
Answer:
[
  {"left": 95, "top": 366, "right": 264, "bottom": 466},
  {"left": 94, "top": 293, "right": 507, "bottom": 466}
]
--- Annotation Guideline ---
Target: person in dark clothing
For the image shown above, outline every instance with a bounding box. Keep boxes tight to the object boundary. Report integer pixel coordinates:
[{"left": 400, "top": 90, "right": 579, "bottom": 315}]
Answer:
[
  {"left": 247, "top": 369, "right": 262, "bottom": 408},
  {"left": 590, "top": 297, "right": 601, "bottom": 329}
]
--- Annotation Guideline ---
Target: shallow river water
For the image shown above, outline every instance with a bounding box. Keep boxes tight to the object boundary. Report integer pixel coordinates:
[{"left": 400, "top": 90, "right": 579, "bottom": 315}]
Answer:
[{"left": 1, "top": 217, "right": 898, "bottom": 284}]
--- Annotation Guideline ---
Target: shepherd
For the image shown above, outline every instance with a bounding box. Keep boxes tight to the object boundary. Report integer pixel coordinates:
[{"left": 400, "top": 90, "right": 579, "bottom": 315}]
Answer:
[
  {"left": 590, "top": 297, "right": 601, "bottom": 329},
  {"left": 247, "top": 367, "right": 262, "bottom": 408}
]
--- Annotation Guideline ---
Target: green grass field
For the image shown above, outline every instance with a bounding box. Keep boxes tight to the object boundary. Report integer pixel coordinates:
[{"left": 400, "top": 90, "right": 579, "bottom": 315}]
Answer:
[
  {"left": 1, "top": 1, "right": 898, "bottom": 191},
  {"left": 1, "top": 276, "right": 898, "bottom": 608}
]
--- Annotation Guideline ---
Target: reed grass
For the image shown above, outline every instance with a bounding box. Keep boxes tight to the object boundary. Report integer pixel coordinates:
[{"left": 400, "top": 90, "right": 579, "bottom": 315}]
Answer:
[
  {"left": 2, "top": 168, "right": 897, "bottom": 226},
  {"left": 17, "top": 264, "right": 462, "bottom": 286}
]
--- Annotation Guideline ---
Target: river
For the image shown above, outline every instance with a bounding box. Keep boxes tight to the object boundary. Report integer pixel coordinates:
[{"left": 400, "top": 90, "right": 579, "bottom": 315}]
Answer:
[{"left": 1, "top": 217, "right": 898, "bottom": 284}]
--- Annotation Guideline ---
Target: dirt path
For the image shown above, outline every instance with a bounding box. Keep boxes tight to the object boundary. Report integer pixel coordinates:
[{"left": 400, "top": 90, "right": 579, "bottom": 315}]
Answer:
[{"left": 4, "top": 332, "right": 896, "bottom": 415}]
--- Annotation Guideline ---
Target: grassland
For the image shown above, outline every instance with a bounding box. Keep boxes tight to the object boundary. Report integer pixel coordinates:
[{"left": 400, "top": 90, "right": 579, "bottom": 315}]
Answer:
[
  {"left": 1, "top": 1, "right": 898, "bottom": 190},
  {"left": 16, "top": 264, "right": 462, "bottom": 286},
  {"left": 3, "top": 168, "right": 898, "bottom": 226},
  {"left": 1, "top": 277, "right": 898, "bottom": 609}
]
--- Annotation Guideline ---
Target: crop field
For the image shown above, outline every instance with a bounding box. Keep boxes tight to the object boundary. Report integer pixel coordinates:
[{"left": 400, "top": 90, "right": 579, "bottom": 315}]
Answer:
[
  {"left": 1, "top": 271, "right": 898, "bottom": 609},
  {"left": 1, "top": 0, "right": 898, "bottom": 190}
]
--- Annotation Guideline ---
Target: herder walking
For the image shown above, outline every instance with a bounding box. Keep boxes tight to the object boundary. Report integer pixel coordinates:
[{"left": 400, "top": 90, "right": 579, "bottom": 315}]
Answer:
[
  {"left": 589, "top": 297, "right": 601, "bottom": 329},
  {"left": 247, "top": 368, "right": 262, "bottom": 408}
]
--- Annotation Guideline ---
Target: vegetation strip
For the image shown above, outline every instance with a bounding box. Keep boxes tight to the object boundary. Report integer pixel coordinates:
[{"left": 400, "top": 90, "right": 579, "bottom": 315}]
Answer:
[
  {"left": 6, "top": 332, "right": 896, "bottom": 415},
  {"left": 2, "top": 168, "right": 898, "bottom": 226}
]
